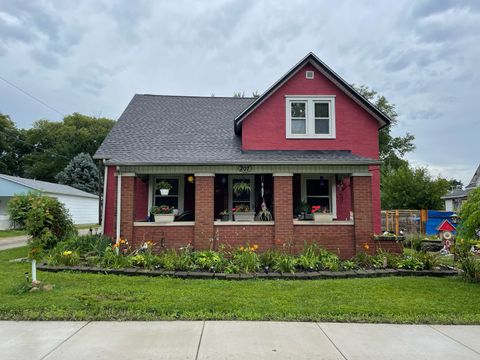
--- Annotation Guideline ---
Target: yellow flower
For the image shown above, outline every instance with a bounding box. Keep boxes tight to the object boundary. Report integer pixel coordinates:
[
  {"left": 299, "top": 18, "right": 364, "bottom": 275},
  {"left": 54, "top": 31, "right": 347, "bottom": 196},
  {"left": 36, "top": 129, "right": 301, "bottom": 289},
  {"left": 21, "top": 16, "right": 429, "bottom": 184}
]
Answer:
[
  {"left": 253, "top": 244, "right": 259, "bottom": 250},
  {"left": 63, "top": 250, "right": 73, "bottom": 256},
  {"left": 239, "top": 246, "right": 244, "bottom": 251}
]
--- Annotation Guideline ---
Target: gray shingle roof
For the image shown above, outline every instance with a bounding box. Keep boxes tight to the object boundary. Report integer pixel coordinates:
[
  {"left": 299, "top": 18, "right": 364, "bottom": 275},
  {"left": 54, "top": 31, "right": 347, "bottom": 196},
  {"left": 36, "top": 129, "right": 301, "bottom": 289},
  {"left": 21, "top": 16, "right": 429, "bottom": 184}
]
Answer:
[
  {"left": 0, "top": 174, "right": 98, "bottom": 199},
  {"left": 466, "top": 164, "right": 480, "bottom": 189},
  {"left": 94, "top": 94, "right": 380, "bottom": 166}
]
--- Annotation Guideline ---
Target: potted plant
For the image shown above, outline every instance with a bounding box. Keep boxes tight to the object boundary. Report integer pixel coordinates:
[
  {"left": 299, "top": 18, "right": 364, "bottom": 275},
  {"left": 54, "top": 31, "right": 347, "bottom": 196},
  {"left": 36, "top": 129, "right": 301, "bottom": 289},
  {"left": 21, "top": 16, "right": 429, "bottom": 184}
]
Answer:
[
  {"left": 156, "top": 180, "right": 173, "bottom": 196},
  {"left": 232, "top": 204, "right": 255, "bottom": 222},
  {"left": 257, "top": 202, "right": 273, "bottom": 221},
  {"left": 219, "top": 210, "right": 230, "bottom": 221},
  {"left": 311, "top": 206, "right": 333, "bottom": 223},
  {"left": 151, "top": 205, "right": 175, "bottom": 223},
  {"left": 232, "top": 181, "right": 251, "bottom": 197}
]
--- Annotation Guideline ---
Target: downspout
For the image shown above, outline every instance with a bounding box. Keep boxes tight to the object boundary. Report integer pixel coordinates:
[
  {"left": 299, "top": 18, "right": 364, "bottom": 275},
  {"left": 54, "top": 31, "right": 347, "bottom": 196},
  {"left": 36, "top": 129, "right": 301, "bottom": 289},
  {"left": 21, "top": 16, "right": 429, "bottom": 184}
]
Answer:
[
  {"left": 116, "top": 166, "right": 121, "bottom": 244},
  {"left": 101, "top": 160, "right": 108, "bottom": 234}
]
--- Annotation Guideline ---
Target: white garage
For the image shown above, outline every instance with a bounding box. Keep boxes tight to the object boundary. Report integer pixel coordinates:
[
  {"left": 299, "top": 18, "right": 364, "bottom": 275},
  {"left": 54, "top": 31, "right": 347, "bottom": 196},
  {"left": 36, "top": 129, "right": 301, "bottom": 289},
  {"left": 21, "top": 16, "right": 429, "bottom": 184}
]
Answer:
[{"left": 0, "top": 174, "right": 99, "bottom": 230}]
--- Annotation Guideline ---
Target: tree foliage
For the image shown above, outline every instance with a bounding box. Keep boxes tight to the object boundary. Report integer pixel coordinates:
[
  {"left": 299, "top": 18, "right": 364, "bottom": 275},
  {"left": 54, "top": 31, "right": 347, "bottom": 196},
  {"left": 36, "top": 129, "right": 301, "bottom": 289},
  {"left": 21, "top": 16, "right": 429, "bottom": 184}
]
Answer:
[
  {"left": 381, "top": 165, "right": 450, "bottom": 209},
  {"left": 0, "top": 113, "right": 30, "bottom": 176},
  {"left": 22, "top": 113, "right": 114, "bottom": 182},
  {"left": 56, "top": 152, "right": 101, "bottom": 194},
  {"left": 458, "top": 188, "right": 480, "bottom": 240},
  {"left": 353, "top": 85, "right": 415, "bottom": 170}
]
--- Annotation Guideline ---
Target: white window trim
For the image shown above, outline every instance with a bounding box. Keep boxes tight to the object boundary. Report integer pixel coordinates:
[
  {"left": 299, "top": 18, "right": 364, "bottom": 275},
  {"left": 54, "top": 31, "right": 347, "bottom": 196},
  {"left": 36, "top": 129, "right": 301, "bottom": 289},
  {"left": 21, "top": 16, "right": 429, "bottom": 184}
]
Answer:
[
  {"left": 228, "top": 175, "right": 255, "bottom": 220},
  {"left": 149, "top": 175, "right": 185, "bottom": 214},
  {"left": 286, "top": 95, "right": 336, "bottom": 139},
  {"left": 300, "top": 174, "right": 337, "bottom": 218}
]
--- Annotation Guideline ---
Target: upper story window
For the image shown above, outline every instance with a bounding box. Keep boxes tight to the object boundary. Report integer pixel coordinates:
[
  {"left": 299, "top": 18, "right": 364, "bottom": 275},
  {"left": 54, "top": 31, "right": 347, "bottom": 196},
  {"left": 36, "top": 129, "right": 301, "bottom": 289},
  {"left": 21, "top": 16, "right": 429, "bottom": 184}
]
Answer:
[{"left": 286, "top": 96, "right": 336, "bottom": 139}]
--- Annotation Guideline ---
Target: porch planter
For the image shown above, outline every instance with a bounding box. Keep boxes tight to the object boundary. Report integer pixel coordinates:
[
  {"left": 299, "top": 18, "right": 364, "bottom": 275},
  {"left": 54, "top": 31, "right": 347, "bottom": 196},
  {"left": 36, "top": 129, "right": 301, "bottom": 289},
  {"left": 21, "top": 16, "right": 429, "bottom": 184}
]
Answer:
[
  {"left": 154, "top": 214, "right": 175, "bottom": 223},
  {"left": 159, "top": 189, "right": 170, "bottom": 196},
  {"left": 313, "top": 213, "right": 334, "bottom": 223},
  {"left": 234, "top": 212, "right": 255, "bottom": 222},
  {"left": 220, "top": 215, "right": 229, "bottom": 222}
]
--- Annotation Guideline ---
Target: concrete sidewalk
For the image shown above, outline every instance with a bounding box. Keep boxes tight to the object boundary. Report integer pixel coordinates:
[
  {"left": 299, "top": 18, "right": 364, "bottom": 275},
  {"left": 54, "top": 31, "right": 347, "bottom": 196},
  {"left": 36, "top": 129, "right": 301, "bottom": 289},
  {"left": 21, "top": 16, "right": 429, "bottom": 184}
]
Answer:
[
  {"left": 1, "top": 321, "right": 479, "bottom": 360},
  {"left": 0, "top": 228, "right": 97, "bottom": 251}
]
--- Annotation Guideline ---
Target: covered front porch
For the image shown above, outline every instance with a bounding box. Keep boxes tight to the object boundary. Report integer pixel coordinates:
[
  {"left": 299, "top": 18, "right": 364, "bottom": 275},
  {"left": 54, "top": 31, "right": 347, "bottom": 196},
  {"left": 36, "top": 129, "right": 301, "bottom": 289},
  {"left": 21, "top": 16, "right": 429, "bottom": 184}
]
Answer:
[{"left": 104, "top": 164, "right": 378, "bottom": 259}]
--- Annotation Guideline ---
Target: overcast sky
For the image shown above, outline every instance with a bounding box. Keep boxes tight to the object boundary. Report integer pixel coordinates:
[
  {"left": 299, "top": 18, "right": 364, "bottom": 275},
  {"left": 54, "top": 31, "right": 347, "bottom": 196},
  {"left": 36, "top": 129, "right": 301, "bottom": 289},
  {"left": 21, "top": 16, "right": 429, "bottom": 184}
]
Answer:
[{"left": 0, "top": 0, "right": 478, "bottom": 184}]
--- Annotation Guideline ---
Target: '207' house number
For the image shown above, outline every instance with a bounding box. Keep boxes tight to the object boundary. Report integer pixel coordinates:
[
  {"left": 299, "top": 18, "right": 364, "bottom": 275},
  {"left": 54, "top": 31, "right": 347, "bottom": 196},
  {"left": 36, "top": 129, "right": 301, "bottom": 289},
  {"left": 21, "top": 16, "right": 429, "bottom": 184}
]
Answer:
[{"left": 238, "top": 165, "right": 252, "bottom": 173}]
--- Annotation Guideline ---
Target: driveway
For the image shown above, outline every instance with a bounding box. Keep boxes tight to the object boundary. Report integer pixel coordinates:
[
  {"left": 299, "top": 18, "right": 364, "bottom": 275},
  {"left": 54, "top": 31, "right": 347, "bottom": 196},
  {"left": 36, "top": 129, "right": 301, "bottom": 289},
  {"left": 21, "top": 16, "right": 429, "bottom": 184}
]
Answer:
[
  {"left": 0, "top": 321, "right": 479, "bottom": 360},
  {"left": 0, "top": 228, "right": 98, "bottom": 251}
]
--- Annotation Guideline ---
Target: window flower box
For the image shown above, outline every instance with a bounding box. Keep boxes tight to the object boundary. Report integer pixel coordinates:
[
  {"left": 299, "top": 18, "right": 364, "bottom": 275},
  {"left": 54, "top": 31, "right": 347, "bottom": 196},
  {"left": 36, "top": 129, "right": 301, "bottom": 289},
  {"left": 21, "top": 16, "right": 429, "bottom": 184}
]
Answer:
[
  {"left": 154, "top": 214, "right": 175, "bottom": 223},
  {"left": 234, "top": 212, "right": 255, "bottom": 222},
  {"left": 313, "top": 212, "right": 334, "bottom": 223}
]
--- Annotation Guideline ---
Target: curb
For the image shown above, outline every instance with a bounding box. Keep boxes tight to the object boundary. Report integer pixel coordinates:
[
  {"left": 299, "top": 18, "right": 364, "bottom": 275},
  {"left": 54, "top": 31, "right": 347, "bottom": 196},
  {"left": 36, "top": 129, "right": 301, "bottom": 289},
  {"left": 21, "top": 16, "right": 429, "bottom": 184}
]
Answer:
[{"left": 37, "top": 264, "right": 460, "bottom": 280}]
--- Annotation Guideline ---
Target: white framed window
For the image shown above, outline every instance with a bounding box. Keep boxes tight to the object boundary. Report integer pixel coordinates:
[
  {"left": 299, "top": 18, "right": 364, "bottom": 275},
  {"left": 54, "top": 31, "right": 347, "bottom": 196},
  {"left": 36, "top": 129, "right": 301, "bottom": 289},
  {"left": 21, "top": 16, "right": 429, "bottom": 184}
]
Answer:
[
  {"left": 228, "top": 175, "right": 255, "bottom": 219},
  {"left": 148, "top": 175, "right": 184, "bottom": 213},
  {"left": 286, "top": 96, "right": 336, "bottom": 139},
  {"left": 301, "top": 174, "right": 336, "bottom": 217}
]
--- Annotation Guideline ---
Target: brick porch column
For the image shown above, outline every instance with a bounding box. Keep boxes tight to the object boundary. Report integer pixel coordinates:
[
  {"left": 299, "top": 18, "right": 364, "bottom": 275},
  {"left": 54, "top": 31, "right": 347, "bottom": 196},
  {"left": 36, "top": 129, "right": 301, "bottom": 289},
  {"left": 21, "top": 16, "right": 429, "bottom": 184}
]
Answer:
[
  {"left": 120, "top": 174, "right": 136, "bottom": 243},
  {"left": 194, "top": 174, "right": 214, "bottom": 250},
  {"left": 273, "top": 174, "right": 294, "bottom": 248},
  {"left": 351, "top": 173, "right": 375, "bottom": 255}
]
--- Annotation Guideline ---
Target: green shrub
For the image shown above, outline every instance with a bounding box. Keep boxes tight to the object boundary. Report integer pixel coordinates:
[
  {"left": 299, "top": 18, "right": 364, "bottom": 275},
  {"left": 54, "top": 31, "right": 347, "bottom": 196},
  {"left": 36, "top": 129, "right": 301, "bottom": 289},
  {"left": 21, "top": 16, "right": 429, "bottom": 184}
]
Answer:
[
  {"left": 101, "top": 246, "right": 129, "bottom": 268},
  {"left": 459, "top": 256, "right": 480, "bottom": 282},
  {"left": 342, "top": 260, "right": 356, "bottom": 270},
  {"left": 404, "top": 234, "right": 423, "bottom": 251},
  {"left": 397, "top": 256, "right": 424, "bottom": 270},
  {"left": 259, "top": 249, "right": 280, "bottom": 269},
  {"left": 415, "top": 251, "right": 439, "bottom": 270},
  {"left": 130, "top": 254, "right": 147, "bottom": 267},
  {"left": 353, "top": 252, "right": 373, "bottom": 268},
  {"left": 375, "top": 250, "right": 401, "bottom": 269},
  {"left": 194, "top": 250, "right": 226, "bottom": 272},
  {"left": 7, "top": 191, "right": 41, "bottom": 228},
  {"left": 60, "top": 234, "right": 111, "bottom": 257},
  {"left": 317, "top": 249, "right": 340, "bottom": 271},
  {"left": 273, "top": 254, "right": 296, "bottom": 273},
  {"left": 47, "top": 249, "right": 80, "bottom": 266},
  {"left": 232, "top": 248, "right": 260, "bottom": 273}
]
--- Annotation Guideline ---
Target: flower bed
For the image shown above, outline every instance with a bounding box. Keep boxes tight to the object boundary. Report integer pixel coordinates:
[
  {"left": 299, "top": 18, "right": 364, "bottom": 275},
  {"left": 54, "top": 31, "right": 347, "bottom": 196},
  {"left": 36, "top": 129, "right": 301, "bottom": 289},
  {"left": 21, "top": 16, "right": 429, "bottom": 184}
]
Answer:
[{"left": 35, "top": 234, "right": 459, "bottom": 280}]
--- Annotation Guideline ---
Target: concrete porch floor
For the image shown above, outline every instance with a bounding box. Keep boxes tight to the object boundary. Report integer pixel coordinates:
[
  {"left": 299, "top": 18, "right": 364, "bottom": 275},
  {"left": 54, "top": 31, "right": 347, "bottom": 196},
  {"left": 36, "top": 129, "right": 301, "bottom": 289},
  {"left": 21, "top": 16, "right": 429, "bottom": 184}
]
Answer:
[{"left": 1, "top": 321, "right": 479, "bottom": 359}]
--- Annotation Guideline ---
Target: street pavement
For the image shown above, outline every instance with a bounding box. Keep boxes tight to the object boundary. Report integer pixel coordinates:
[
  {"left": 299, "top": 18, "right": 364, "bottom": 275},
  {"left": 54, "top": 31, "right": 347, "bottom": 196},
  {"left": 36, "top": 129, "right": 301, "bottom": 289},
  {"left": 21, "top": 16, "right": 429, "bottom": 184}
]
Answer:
[
  {"left": 0, "top": 228, "right": 97, "bottom": 251},
  {"left": 0, "top": 321, "right": 479, "bottom": 359}
]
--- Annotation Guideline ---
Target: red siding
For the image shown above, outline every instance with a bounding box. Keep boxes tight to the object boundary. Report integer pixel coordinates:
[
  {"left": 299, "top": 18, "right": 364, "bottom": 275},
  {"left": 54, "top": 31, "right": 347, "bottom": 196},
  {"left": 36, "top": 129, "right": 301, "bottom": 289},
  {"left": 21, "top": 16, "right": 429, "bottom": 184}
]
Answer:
[{"left": 241, "top": 63, "right": 381, "bottom": 231}]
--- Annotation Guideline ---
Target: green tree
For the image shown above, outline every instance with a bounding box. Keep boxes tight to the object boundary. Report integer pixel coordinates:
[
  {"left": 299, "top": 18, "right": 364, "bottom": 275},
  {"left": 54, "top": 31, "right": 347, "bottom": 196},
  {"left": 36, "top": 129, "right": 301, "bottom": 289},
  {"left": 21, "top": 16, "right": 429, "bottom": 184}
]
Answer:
[
  {"left": 0, "top": 113, "right": 29, "bottom": 176},
  {"left": 353, "top": 85, "right": 415, "bottom": 170},
  {"left": 56, "top": 153, "right": 101, "bottom": 194},
  {"left": 381, "top": 165, "right": 450, "bottom": 209},
  {"left": 23, "top": 113, "right": 114, "bottom": 182},
  {"left": 458, "top": 188, "right": 480, "bottom": 239}
]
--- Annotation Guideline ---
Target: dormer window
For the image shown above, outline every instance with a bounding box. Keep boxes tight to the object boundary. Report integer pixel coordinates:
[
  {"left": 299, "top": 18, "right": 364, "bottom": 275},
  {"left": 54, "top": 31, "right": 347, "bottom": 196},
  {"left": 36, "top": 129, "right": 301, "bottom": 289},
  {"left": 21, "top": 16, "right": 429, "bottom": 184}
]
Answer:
[{"left": 286, "top": 96, "right": 336, "bottom": 139}]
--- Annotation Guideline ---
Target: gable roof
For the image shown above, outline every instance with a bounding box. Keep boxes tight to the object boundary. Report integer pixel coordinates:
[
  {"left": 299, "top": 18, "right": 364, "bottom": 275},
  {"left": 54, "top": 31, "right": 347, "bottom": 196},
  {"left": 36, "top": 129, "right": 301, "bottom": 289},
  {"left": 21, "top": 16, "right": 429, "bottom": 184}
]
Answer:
[
  {"left": 0, "top": 174, "right": 98, "bottom": 199},
  {"left": 94, "top": 95, "right": 380, "bottom": 166},
  {"left": 441, "top": 187, "right": 469, "bottom": 200},
  {"left": 466, "top": 164, "right": 480, "bottom": 189},
  {"left": 437, "top": 219, "right": 456, "bottom": 232},
  {"left": 234, "top": 52, "right": 392, "bottom": 134}
]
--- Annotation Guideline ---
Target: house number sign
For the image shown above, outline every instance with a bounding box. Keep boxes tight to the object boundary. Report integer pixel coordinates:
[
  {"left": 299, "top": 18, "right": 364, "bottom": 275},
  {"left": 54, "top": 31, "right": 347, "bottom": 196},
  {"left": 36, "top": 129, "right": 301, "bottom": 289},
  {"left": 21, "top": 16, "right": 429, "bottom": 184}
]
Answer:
[{"left": 238, "top": 165, "right": 252, "bottom": 173}]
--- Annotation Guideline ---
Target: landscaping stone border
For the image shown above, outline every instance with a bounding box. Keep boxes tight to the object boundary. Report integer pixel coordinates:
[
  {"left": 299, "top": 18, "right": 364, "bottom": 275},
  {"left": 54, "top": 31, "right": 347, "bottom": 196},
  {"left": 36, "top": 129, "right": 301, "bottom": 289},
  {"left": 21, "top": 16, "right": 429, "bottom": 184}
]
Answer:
[{"left": 37, "top": 264, "right": 459, "bottom": 280}]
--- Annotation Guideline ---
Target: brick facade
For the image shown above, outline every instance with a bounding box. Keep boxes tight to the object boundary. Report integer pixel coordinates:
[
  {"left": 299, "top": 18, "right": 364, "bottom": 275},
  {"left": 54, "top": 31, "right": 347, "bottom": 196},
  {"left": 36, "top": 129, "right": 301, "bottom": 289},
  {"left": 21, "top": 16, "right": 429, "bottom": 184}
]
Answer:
[
  {"left": 132, "top": 225, "right": 194, "bottom": 251},
  {"left": 273, "top": 175, "right": 294, "bottom": 248},
  {"left": 194, "top": 175, "right": 215, "bottom": 249},
  {"left": 351, "top": 175, "right": 375, "bottom": 254},
  {"left": 120, "top": 176, "right": 135, "bottom": 242}
]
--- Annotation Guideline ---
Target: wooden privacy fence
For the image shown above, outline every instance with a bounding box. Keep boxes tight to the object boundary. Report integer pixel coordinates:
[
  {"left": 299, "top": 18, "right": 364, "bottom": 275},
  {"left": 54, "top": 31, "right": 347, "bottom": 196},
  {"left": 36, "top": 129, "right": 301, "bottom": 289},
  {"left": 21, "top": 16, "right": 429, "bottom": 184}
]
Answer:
[{"left": 381, "top": 210, "right": 428, "bottom": 235}]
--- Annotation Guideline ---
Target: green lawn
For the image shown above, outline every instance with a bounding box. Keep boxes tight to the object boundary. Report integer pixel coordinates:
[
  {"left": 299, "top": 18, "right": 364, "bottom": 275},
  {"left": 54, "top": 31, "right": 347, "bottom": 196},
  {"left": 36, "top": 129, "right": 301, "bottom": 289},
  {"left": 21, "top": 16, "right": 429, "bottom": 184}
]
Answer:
[
  {"left": 1, "top": 246, "right": 479, "bottom": 323},
  {"left": 0, "top": 229, "right": 26, "bottom": 239}
]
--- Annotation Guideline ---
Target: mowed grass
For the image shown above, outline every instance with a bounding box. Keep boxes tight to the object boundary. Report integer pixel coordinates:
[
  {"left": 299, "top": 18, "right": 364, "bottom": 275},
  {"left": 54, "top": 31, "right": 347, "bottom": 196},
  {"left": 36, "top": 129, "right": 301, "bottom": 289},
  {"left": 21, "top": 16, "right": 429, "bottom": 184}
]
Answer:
[
  {"left": 1, "top": 247, "right": 479, "bottom": 323},
  {"left": 0, "top": 229, "right": 26, "bottom": 239}
]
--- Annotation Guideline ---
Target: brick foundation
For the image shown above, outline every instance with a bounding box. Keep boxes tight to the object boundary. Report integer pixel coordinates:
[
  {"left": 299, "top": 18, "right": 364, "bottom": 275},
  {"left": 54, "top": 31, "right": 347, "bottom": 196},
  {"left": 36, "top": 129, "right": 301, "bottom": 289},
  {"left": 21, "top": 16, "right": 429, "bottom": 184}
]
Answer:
[
  {"left": 132, "top": 225, "right": 194, "bottom": 252},
  {"left": 214, "top": 225, "right": 275, "bottom": 252}
]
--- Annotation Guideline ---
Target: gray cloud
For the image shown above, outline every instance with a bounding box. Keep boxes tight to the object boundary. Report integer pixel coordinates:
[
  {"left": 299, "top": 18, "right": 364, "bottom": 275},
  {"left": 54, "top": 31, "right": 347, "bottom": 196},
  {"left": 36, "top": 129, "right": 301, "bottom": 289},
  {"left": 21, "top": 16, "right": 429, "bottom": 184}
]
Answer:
[{"left": 0, "top": 0, "right": 478, "bottom": 184}]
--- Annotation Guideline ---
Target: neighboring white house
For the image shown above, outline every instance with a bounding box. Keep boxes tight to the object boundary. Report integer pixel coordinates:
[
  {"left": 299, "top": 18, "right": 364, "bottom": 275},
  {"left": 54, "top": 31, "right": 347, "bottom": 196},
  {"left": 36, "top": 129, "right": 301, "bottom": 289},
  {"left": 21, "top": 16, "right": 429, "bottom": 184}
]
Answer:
[
  {"left": 442, "top": 164, "right": 480, "bottom": 212},
  {"left": 0, "top": 174, "right": 99, "bottom": 230}
]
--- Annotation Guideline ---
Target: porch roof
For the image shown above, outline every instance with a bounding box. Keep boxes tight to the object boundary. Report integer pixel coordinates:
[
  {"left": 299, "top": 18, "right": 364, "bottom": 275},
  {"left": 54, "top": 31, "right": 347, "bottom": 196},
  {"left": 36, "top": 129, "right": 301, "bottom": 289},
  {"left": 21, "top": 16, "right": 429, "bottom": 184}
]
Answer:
[{"left": 94, "top": 95, "right": 380, "bottom": 167}]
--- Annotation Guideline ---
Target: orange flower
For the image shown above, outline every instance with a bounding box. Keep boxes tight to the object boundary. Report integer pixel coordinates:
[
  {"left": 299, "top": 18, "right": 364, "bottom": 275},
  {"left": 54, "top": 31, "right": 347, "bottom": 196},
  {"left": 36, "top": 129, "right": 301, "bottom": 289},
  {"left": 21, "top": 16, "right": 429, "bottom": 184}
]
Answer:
[{"left": 363, "top": 243, "right": 370, "bottom": 251}]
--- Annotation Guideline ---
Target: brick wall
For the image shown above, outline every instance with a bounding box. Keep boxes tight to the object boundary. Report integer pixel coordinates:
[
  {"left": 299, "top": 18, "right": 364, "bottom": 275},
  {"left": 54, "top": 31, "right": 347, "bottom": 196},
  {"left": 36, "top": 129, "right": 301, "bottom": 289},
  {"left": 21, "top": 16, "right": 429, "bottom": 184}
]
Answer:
[
  {"left": 273, "top": 175, "right": 294, "bottom": 247},
  {"left": 293, "top": 225, "right": 355, "bottom": 259},
  {"left": 133, "top": 226, "right": 194, "bottom": 251},
  {"left": 351, "top": 175, "right": 374, "bottom": 254},
  {"left": 194, "top": 175, "right": 214, "bottom": 249},
  {"left": 214, "top": 225, "right": 275, "bottom": 251},
  {"left": 120, "top": 176, "right": 135, "bottom": 242}
]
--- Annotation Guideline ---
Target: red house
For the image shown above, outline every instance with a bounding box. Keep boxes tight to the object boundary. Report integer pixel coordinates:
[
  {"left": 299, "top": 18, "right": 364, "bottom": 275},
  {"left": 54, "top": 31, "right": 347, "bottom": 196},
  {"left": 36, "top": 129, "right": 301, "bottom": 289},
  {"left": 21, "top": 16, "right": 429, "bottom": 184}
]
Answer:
[{"left": 94, "top": 53, "right": 396, "bottom": 258}]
